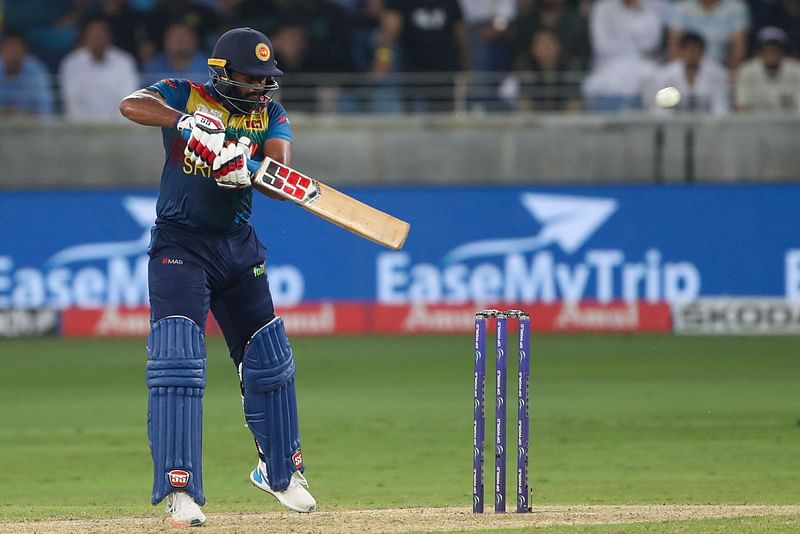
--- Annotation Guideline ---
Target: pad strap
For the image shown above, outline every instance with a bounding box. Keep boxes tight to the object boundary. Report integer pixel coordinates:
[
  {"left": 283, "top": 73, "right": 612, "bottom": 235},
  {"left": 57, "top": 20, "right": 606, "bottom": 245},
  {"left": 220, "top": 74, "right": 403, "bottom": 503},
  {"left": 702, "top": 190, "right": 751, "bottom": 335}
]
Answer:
[
  {"left": 146, "top": 316, "right": 206, "bottom": 505},
  {"left": 242, "top": 317, "right": 304, "bottom": 491}
]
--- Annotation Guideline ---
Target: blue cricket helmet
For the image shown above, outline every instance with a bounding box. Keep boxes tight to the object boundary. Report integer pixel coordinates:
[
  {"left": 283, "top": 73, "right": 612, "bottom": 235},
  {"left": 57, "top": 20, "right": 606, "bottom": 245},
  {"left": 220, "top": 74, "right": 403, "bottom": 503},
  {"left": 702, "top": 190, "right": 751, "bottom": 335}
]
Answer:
[
  {"left": 208, "top": 27, "right": 283, "bottom": 114},
  {"left": 210, "top": 27, "right": 284, "bottom": 78}
]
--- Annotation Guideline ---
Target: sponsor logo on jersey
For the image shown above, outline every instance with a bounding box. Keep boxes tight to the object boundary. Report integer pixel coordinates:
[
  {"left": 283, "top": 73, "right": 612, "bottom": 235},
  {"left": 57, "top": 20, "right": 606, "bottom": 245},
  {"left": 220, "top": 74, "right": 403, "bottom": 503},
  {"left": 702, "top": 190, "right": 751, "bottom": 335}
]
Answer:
[
  {"left": 168, "top": 469, "right": 191, "bottom": 488},
  {"left": 162, "top": 258, "right": 184, "bottom": 265},
  {"left": 253, "top": 263, "right": 265, "bottom": 277},
  {"left": 291, "top": 450, "right": 304, "bottom": 469}
]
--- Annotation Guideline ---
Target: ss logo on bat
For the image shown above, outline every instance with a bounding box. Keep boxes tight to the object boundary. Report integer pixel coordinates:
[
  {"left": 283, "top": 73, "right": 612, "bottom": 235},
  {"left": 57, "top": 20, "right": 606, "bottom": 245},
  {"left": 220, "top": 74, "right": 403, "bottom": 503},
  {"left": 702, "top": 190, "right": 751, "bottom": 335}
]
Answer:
[{"left": 264, "top": 161, "right": 319, "bottom": 203}]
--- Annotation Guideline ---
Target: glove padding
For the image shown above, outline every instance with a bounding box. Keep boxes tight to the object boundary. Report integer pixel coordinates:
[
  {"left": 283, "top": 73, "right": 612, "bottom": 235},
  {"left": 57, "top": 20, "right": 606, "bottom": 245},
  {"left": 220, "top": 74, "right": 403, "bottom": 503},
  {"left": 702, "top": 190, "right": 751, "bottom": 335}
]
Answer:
[
  {"left": 178, "top": 111, "right": 225, "bottom": 168},
  {"left": 213, "top": 137, "right": 252, "bottom": 189}
]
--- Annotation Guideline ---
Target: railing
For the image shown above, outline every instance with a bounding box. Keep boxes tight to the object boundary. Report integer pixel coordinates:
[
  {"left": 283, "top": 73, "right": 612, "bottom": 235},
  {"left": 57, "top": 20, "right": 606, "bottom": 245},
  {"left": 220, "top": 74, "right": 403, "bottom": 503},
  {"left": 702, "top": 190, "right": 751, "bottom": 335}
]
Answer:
[
  {"left": 4, "top": 70, "right": 590, "bottom": 116},
  {"left": 271, "top": 71, "right": 589, "bottom": 114},
  {"left": 279, "top": 70, "right": 619, "bottom": 114},
  {"left": 5, "top": 68, "right": 781, "bottom": 117}
]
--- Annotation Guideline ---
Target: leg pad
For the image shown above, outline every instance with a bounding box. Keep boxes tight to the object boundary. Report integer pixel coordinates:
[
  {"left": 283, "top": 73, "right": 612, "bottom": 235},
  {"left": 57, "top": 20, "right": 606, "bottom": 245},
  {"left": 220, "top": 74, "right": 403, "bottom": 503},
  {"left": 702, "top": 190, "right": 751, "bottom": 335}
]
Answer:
[
  {"left": 242, "top": 317, "right": 303, "bottom": 492},
  {"left": 146, "top": 316, "right": 206, "bottom": 505}
]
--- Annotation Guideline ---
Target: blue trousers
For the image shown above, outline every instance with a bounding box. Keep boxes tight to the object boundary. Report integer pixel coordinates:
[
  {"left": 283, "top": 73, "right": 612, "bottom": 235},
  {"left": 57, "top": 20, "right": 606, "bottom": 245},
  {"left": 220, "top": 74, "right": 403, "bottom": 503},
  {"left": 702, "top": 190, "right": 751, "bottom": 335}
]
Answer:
[{"left": 147, "top": 220, "right": 276, "bottom": 368}]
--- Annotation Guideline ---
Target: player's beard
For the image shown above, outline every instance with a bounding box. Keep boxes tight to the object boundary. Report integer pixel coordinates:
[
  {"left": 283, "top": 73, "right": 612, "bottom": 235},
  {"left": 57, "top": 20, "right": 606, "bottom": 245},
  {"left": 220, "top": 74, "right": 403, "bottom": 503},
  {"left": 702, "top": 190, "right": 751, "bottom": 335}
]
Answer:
[{"left": 219, "top": 85, "right": 265, "bottom": 115}]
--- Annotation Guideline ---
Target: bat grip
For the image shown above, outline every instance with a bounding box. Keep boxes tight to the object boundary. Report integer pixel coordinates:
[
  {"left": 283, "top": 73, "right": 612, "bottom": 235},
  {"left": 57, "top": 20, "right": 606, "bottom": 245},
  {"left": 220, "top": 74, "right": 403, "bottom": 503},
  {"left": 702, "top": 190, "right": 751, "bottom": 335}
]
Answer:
[{"left": 179, "top": 127, "right": 260, "bottom": 174}]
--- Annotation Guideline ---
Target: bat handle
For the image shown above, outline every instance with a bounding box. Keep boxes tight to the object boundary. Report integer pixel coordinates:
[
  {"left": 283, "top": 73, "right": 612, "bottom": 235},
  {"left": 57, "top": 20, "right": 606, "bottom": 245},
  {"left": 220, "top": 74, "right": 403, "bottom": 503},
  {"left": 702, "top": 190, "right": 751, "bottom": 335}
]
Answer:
[{"left": 179, "top": 127, "right": 260, "bottom": 174}]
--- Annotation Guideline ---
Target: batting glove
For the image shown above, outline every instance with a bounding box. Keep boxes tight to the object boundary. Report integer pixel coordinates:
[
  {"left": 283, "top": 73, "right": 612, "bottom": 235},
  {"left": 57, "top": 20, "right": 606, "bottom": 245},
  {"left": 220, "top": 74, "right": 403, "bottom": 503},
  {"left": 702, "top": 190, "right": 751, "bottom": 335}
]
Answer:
[
  {"left": 213, "top": 137, "right": 252, "bottom": 189},
  {"left": 177, "top": 110, "right": 226, "bottom": 168}
]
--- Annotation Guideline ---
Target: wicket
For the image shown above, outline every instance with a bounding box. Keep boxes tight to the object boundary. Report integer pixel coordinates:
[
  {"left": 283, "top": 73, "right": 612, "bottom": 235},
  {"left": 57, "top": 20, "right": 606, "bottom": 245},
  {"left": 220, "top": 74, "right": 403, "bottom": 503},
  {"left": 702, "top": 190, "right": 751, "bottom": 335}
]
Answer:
[{"left": 473, "top": 309, "right": 531, "bottom": 514}]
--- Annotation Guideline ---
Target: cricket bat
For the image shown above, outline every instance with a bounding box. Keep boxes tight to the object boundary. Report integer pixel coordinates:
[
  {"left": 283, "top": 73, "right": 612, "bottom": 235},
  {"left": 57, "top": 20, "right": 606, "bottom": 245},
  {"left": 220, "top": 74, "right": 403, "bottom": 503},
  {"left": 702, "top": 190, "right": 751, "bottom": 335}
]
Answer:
[
  {"left": 179, "top": 129, "right": 410, "bottom": 249},
  {"left": 250, "top": 158, "right": 410, "bottom": 250}
]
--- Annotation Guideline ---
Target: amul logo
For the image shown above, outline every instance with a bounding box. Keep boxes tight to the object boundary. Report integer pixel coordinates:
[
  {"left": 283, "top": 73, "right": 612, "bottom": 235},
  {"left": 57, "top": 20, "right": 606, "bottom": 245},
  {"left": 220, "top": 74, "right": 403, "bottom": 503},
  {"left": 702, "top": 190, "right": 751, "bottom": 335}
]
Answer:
[{"left": 167, "top": 469, "right": 190, "bottom": 488}]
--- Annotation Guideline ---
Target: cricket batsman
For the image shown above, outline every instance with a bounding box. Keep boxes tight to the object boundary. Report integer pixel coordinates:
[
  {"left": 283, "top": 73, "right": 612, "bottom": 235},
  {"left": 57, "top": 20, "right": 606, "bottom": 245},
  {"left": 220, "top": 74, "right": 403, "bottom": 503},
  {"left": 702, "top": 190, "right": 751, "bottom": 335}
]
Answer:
[{"left": 119, "top": 27, "right": 316, "bottom": 526}]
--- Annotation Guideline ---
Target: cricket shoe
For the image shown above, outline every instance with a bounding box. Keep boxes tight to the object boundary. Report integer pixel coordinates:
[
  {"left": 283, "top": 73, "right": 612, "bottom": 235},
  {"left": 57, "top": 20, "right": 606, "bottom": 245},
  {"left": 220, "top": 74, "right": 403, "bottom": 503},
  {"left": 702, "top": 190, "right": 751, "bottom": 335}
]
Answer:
[
  {"left": 250, "top": 460, "right": 317, "bottom": 513},
  {"left": 166, "top": 491, "right": 207, "bottom": 527}
]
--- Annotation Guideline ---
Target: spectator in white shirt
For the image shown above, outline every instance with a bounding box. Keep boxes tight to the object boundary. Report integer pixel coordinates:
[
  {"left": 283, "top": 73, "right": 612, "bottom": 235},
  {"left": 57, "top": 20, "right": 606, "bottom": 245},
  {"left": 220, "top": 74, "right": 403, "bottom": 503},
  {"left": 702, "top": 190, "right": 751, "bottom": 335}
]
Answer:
[
  {"left": 582, "top": 0, "right": 667, "bottom": 110},
  {"left": 736, "top": 26, "right": 800, "bottom": 111},
  {"left": 591, "top": 0, "right": 668, "bottom": 68},
  {"left": 58, "top": 16, "right": 139, "bottom": 122},
  {"left": 645, "top": 32, "right": 730, "bottom": 115}
]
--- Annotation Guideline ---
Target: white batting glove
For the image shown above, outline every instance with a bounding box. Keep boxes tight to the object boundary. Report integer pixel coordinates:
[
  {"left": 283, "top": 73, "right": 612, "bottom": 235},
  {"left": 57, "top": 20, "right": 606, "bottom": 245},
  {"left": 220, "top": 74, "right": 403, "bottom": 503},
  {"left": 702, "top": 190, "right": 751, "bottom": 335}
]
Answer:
[
  {"left": 177, "top": 110, "right": 226, "bottom": 168},
  {"left": 213, "top": 137, "right": 252, "bottom": 189}
]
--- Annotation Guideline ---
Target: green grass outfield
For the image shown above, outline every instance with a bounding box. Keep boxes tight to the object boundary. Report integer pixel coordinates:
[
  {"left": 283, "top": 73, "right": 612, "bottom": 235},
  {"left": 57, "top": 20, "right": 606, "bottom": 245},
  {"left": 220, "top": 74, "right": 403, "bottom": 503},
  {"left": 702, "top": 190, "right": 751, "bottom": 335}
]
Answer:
[{"left": 0, "top": 335, "right": 798, "bottom": 531}]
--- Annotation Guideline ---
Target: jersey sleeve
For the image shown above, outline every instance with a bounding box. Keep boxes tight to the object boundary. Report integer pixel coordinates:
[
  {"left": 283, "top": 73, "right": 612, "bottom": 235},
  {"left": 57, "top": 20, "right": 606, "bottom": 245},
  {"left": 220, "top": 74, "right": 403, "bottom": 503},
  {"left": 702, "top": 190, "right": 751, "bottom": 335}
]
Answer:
[
  {"left": 265, "top": 101, "right": 292, "bottom": 142},
  {"left": 148, "top": 78, "right": 192, "bottom": 112}
]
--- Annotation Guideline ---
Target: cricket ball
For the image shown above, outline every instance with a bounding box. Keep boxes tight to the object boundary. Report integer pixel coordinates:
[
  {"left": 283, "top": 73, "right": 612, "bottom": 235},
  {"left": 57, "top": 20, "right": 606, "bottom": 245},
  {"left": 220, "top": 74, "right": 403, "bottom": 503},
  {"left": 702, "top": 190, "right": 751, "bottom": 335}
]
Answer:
[{"left": 655, "top": 86, "right": 681, "bottom": 109}]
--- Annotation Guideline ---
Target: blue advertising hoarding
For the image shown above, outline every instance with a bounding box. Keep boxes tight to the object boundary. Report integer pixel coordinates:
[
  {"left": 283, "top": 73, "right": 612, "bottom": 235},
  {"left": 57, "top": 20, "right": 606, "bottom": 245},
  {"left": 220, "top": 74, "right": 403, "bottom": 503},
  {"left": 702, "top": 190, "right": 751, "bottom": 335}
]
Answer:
[{"left": 1, "top": 184, "right": 798, "bottom": 309}]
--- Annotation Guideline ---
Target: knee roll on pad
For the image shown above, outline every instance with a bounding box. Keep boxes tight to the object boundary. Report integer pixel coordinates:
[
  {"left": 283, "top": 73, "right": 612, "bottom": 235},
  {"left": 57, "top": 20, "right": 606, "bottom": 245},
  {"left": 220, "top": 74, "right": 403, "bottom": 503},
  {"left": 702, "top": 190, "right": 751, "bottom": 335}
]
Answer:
[
  {"left": 146, "top": 316, "right": 206, "bottom": 505},
  {"left": 242, "top": 316, "right": 303, "bottom": 492}
]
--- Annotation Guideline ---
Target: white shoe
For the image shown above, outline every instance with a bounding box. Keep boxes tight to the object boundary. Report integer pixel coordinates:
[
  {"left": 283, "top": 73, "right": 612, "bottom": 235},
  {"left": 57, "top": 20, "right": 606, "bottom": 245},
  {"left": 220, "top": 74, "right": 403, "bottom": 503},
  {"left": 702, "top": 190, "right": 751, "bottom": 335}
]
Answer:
[
  {"left": 250, "top": 460, "right": 317, "bottom": 513},
  {"left": 166, "top": 491, "right": 207, "bottom": 527}
]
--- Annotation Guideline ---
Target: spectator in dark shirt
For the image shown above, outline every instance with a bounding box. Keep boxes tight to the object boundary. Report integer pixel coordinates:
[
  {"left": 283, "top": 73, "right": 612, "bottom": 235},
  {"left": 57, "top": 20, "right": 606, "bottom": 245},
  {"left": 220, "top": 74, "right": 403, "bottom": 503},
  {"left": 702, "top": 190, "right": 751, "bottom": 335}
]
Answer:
[
  {"left": 501, "top": 29, "right": 581, "bottom": 111},
  {"left": 234, "top": 0, "right": 355, "bottom": 73},
  {"left": 268, "top": 18, "right": 314, "bottom": 111},
  {"left": 373, "top": 0, "right": 470, "bottom": 111},
  {"left": 514, "top": 0, "right": 590, "bottom": 70},
  {"left": 751, "top": 0, "right": 800, "bottom": 58}
]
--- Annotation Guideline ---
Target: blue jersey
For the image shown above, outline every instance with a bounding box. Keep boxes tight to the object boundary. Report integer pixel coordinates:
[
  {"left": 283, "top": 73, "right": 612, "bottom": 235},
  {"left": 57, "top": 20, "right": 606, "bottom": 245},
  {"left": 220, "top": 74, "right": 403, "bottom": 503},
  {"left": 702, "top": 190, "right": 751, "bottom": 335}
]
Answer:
[{"left": 148, "top": 79, "right": 292, "bottom": 233}]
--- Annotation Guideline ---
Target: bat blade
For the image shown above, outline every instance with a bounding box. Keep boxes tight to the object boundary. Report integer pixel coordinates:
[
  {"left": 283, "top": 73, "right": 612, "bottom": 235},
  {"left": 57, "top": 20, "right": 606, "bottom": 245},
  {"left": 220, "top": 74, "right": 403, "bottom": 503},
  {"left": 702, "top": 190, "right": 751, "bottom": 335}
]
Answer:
[{"left": 253, "top": 158, "right": 410, "bottom": 250}]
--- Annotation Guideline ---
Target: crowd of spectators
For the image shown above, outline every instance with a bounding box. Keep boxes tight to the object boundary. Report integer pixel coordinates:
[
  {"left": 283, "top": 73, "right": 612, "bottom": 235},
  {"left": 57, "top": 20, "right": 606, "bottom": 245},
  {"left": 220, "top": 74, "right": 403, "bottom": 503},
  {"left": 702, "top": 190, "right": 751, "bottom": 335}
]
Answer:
[{"left": 1, "top": 0, "right": 799, "bottom": 118}]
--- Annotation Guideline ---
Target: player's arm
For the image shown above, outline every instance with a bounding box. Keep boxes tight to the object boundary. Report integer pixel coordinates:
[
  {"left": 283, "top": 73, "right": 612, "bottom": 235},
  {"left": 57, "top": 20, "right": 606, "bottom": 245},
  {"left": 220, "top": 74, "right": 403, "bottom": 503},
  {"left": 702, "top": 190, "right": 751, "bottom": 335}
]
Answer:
[
  {"left": 119, "top": 88, "right": 181, "bottom": 128},
  {"left": 120, "top": 87, "right": 225, "bottom": 169},
  {"left": 264, "top": 138, "right": 291, "bottom": 166},
  {"left": 255, "top": 138, "right": 292, "bottom": 200}
]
